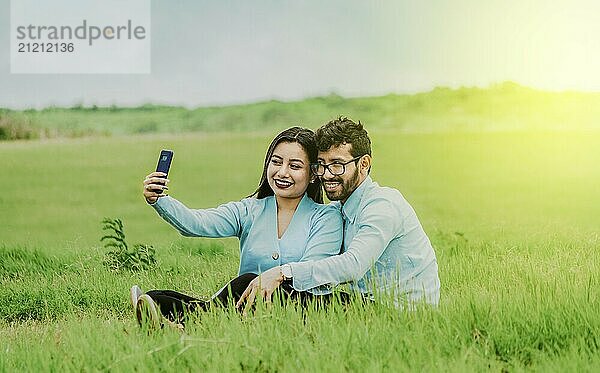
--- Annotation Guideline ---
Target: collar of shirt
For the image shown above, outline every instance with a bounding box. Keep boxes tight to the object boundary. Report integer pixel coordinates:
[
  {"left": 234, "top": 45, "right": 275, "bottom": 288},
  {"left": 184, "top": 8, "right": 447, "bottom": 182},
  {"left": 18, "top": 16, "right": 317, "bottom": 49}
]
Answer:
[
  {"left": 272, "top": 192, "right": 312, "bottom": 217},
  {"left": 341, "top": 176, "right": 373, "bottom": 224}
]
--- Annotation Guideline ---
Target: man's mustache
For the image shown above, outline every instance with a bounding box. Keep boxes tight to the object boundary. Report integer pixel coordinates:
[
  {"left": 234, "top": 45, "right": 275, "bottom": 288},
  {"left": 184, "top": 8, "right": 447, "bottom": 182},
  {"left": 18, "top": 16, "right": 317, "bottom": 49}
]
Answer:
[{"left": 320, "top": 177, "right": 344, "bottom": 183}]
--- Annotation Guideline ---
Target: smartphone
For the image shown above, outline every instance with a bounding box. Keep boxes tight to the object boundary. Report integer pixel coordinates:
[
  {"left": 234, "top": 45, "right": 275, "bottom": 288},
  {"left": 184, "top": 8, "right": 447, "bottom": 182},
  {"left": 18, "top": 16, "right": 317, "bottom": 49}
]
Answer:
[{"left": 152, "top": 149, "right": 173, "bottom": 193}]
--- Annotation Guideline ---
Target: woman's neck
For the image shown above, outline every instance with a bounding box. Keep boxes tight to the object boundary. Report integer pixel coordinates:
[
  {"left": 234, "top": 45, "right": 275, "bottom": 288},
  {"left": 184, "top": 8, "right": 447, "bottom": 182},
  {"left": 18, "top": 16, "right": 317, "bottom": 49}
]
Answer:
[{"left": 275, "top": 195, "right": 303, "bottom": 212}]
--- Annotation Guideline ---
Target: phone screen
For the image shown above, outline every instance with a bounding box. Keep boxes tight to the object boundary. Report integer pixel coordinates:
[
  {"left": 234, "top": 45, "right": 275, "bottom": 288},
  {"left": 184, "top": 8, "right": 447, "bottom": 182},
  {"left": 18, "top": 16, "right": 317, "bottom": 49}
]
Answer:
[{"left": 156, "top": 149, "right": 173, "bottom": 175}]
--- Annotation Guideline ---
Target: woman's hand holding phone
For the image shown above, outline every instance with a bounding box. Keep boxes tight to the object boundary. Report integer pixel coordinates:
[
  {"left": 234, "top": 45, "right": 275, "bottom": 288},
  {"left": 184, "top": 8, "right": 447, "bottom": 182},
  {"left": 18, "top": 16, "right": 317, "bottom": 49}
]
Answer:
[
  {"left": 144, "top": 149, "right": 173, "bottom": 204},
  {"left": 143, "top": 172, "right": 170, "bottom": 204}
]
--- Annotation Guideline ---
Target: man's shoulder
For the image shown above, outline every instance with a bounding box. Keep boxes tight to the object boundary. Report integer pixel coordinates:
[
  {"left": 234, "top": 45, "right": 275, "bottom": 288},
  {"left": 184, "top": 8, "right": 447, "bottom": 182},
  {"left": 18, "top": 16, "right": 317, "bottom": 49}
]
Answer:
[
  {"left": 363, "top": 180, "right": 406, "bottom": 206},
  {"left": 356, "top": 180, "right": 416, "bottom": 224}
]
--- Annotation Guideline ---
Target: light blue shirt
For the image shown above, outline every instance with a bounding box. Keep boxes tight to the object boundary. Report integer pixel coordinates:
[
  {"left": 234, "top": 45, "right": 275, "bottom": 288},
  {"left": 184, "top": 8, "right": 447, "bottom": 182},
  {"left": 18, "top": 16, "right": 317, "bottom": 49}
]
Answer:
[
  {"left": 290, "top": 176, "right": 440, "bottom": 306},
  {"left": 151, "top": 194, "right": 343, "bottom": 277}
]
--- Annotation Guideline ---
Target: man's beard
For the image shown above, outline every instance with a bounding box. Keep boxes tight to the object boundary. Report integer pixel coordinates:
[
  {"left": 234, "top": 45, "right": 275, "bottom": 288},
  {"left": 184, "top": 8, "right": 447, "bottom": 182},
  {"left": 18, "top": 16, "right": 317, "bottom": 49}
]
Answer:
[{"left": 324, "top": 167, "right": 360, "bottom": 202}]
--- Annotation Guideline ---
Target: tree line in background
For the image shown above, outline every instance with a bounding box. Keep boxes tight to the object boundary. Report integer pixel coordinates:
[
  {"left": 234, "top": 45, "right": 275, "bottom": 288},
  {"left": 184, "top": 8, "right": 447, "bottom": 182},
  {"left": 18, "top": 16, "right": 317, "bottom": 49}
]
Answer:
[{"left": 2, "top": 82, "right": 599, "bottom": 141}]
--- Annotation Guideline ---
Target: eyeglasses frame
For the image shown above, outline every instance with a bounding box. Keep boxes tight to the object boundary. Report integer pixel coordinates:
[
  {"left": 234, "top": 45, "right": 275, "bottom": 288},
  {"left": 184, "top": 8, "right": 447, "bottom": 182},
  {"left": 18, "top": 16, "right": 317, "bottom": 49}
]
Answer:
[{"left": 310, "top": 155, "right": 365, "bottom": 176}]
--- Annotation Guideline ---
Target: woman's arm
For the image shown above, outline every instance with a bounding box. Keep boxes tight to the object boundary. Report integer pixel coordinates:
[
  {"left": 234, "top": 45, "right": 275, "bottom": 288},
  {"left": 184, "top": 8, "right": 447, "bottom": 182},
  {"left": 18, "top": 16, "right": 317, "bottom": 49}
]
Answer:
[
  {"left": 151, "top": 196, "right": 248, "bottom": 238},
  {"left": 143, "top": 171, "right": 249, "bottom": 238}
]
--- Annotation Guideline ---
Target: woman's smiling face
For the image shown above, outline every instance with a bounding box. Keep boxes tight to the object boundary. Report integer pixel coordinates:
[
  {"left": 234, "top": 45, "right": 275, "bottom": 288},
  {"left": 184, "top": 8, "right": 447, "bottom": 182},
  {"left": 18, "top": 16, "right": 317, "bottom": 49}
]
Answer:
[{"left": 267, "top": 141, "right": 311, "bottom": 202}]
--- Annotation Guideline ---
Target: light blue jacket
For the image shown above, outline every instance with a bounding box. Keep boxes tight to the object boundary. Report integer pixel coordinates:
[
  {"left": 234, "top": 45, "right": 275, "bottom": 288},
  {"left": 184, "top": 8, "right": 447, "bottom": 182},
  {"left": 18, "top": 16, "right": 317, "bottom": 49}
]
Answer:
[
  {"left": 290, "top": 177, "right": 441, "bottom": 306},
  {"left": 151, "top": 194, "right": 343, "bottom": 276}
]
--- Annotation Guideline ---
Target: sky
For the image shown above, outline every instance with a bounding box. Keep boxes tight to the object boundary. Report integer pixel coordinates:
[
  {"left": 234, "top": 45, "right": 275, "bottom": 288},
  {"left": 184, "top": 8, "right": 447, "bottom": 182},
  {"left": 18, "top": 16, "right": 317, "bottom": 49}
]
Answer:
[{"left": 1, "top": 0, "right": 599, "bottom": 109}]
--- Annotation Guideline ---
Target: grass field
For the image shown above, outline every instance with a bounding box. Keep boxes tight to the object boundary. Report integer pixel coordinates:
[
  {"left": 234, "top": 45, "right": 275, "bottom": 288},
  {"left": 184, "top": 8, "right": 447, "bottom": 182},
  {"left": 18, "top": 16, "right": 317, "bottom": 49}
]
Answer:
[{"left": 1, "top": 130, "right": 599, "bottom": 371}]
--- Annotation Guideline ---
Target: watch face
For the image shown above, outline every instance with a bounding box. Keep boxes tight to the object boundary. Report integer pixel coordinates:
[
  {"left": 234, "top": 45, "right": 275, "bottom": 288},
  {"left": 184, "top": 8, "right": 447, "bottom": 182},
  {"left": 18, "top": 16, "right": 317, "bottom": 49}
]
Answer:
[{"left": 282, "top": 265, "right": 292, "bottom": 278}]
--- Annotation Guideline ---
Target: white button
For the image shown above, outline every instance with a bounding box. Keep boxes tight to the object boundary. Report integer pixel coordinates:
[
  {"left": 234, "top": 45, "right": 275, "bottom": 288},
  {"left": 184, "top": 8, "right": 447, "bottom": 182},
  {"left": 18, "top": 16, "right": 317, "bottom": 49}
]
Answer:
[{"left": 272, "top": 252, "right": 279, "bottom": 260}]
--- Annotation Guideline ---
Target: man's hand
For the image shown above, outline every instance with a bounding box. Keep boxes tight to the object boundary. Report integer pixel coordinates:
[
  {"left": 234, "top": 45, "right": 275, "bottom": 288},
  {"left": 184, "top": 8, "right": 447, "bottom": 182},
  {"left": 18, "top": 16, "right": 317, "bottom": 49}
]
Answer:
[{"left": 236, "top": 266, "right": 285, "bottom": 314}]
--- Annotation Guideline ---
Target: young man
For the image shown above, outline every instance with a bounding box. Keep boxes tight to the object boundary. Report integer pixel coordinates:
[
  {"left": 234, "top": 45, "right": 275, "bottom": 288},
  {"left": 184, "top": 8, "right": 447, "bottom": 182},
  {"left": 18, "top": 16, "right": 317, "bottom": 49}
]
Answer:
[{"left": 237, "top": 117, "right": 440, "bottom": 309}]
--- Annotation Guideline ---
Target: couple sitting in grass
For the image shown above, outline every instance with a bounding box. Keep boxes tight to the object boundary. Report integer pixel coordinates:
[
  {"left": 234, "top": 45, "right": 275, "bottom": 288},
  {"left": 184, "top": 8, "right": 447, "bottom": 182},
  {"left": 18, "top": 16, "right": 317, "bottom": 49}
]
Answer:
[{"left": 133, "top": 116, "right": 440, "bottom": 329}]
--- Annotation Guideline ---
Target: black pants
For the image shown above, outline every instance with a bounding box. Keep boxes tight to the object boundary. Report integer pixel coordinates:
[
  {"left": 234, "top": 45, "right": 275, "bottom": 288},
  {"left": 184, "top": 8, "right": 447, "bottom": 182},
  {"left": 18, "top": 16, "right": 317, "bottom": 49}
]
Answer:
[{"left": 146, "top": 272, "right": 352, "bottom": 323}]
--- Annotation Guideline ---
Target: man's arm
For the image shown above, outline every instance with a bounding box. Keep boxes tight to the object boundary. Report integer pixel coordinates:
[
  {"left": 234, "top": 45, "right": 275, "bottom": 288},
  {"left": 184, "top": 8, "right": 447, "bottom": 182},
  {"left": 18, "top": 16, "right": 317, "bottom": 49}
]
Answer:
[
  {"left": 298, "top": 204, "right": 344, "bottom": 262},
  {"left": 234, "top": 204, "right": 343, "bottom": 311},
  {"left": 290, "top": 197, "right": 401, "bottom": 291},
  {"left": 236, "top": 197, "right": 402, "bottom": 310}
]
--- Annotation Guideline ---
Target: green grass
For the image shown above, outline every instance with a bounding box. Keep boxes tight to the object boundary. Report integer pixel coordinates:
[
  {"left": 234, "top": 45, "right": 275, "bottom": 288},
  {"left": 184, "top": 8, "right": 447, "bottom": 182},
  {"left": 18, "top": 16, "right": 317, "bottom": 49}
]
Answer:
[{"left": 1, "top": 130, "right": 599, "bottom": 371}]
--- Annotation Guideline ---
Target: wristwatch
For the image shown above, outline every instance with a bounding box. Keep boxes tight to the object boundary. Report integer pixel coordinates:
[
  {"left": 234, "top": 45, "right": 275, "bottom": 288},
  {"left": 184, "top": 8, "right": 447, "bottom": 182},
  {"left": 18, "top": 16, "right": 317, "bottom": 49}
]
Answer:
[{"left": 281, "top": 264, "right": 293, "bottom": 280}]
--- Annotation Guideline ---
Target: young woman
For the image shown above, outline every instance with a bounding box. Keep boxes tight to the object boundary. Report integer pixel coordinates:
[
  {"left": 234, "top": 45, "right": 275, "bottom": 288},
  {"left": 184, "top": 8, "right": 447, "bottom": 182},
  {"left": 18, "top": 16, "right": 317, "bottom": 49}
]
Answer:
[{"left": 132, "top": 127, "right": 342, "bottom": 328}]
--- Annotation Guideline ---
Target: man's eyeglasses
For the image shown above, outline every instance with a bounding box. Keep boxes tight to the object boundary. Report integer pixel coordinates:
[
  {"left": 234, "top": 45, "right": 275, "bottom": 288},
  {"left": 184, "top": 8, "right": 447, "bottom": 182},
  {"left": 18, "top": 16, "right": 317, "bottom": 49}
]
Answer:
[{"left": 311, "top": 155, "right": 364, "bottom": 176}]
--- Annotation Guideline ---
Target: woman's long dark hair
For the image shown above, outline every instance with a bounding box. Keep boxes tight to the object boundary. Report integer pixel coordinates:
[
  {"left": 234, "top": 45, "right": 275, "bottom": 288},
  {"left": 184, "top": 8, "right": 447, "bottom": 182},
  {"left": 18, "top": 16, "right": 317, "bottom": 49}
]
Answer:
[{"left": 250, "top": 126, "right": 324, "bottom": 204}]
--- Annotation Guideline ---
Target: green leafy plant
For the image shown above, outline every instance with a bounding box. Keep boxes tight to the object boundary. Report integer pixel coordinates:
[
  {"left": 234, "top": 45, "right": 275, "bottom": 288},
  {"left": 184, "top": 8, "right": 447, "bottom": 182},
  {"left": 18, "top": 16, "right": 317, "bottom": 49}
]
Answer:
[{"left": 100, "top": 218, "right": 156, "bottom": 271}]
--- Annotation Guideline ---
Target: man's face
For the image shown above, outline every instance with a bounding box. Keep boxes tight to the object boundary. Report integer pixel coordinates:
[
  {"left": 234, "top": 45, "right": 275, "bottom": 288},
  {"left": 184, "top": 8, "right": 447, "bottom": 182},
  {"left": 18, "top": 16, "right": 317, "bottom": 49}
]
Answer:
[{"left": 317, "top": 143, "right": 365, "bottom": 203}]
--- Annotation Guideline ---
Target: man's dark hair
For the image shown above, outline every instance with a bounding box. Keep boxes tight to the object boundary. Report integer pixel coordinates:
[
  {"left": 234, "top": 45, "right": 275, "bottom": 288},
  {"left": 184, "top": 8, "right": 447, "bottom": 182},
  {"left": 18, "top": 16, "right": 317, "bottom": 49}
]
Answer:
[{"left": 315, "top": 116, "right": 371, "bottom": 157}]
